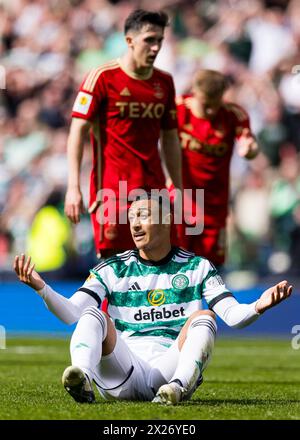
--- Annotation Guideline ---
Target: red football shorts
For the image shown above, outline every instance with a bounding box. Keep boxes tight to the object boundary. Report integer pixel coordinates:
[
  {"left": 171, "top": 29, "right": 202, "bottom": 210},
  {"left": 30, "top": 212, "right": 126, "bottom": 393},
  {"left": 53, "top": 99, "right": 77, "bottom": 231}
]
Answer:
[
  {"left": 177, "top": 223, "right": 226, "bottom": 266},
  {"left": 89, "top": 146, "right": 172, "bottom": 253},
  {"left": 90, "top": 201, "right": 135, "bottom": 253}
]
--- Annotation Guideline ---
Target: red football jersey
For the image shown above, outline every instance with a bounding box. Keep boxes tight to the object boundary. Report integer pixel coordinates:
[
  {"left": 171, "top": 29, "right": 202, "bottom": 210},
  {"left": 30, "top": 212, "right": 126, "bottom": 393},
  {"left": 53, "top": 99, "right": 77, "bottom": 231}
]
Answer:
[
  {"left": 177, "top": 95, "right": 251, "bottom": 227},
  {"left": 72, "top": 59, "right": 177, "bottom": 201}
]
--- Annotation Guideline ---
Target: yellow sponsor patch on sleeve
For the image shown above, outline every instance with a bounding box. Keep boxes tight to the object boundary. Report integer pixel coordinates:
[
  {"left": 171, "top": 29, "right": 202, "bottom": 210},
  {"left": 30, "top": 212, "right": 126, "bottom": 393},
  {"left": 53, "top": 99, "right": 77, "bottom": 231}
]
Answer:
[
  {"left": 86, "top": 272, "right": 96, "bottom": 282},
  {"left": 73, "top": 91, "right": 93, "bottom": 115}
]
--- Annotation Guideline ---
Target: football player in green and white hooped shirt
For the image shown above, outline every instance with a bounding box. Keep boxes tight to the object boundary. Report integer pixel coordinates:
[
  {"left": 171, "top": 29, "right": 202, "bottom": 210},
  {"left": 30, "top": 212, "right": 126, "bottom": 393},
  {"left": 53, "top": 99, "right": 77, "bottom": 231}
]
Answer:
[{"left": 14, "top": 193, "right": 293, "bottom": 405}]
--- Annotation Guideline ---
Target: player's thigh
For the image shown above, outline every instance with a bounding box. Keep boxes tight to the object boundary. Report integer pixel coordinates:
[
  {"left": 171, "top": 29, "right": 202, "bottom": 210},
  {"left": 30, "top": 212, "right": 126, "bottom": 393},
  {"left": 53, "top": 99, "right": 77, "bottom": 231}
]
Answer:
[
  {"left": 148, "top": 339, "right": 180, "bottom": 392},
  {"left": 202, "top": 227, "right": 226, "bottom": 265},
  {"left": 93, "top": 335, "right": 152, "bottom": 401},
  {"left": 90, "top": 209, "right": 134, "bottom": 252},
  {"left": 177, "top": 225, "right": 205, "bottom": 254},
  {"left": 187, "top": 226, "right": 226, "bottom": 265}
]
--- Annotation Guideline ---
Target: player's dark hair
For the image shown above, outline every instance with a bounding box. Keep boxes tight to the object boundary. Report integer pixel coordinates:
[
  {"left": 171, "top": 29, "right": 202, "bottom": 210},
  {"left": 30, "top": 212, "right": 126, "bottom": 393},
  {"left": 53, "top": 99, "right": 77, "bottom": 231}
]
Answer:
[
  {"left": 124, "top": 9, "right": 169, "bottom": 34},
  {"left": 129, "top": 190, "right": 174, "bottom": 226},
  {"left": 131, "top": 188, "right": 173, "bottom": 222},
  {"left": 132, "top": 190, "right": 172, "bottom": 214}
]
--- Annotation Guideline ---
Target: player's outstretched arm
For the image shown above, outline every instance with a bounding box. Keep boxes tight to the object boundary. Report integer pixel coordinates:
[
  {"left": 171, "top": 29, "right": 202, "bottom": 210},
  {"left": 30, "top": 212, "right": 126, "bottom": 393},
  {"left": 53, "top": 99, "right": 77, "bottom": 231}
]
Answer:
[
  {"left": 255, "top": 280, "right": 293, "bottom": 314},
  {"left": 210, "top": 280, "right": 292, "bottom": 329},
  {"left": 13, "top": 254, "right": 96, "bottom": 324},
  {"left": 14, "top": 254, "right": 45, "bottom": 291}
]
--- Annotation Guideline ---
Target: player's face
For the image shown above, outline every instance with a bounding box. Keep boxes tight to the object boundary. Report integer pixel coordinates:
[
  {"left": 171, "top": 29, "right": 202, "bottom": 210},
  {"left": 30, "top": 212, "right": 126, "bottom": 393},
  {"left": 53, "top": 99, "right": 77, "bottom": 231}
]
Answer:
[
  {"left": 127, "top": 24, "right": 164, "bottom": 68},
  {"left": 194, "top": 90, "right": 223, "bottom": 119},
  {"left": 128, "top": 199, "right": 169, "bottom": 251}
]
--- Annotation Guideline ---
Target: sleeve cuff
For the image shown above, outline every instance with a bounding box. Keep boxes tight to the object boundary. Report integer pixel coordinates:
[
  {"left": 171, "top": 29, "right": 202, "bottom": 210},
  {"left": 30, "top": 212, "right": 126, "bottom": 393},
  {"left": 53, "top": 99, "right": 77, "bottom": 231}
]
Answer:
[
  {"left": 252, "top": 300, "right": 261, "bottom": 316},
  {"left": 36, "top": 283, "right": 47, "bottom": 299}
]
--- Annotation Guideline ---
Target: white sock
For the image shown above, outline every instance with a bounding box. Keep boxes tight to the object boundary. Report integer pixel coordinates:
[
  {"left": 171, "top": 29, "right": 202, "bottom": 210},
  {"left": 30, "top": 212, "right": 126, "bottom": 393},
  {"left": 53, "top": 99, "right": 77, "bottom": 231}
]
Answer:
[
  {"left": 170, "top": 314, "right": 217, "bottom": 392},
  {"left": 70, "top": 307, "right": 107, "bottom": 380}
]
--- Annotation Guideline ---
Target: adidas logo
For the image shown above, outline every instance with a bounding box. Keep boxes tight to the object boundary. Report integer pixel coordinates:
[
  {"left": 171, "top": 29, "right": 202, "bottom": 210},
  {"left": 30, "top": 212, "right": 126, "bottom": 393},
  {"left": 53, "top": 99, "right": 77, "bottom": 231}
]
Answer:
[
  {"left": 120, "top": 87, "right": 131, "bottom": 96},
  {"left": 128, "top": 282, "right": 141, "bottom": 291}
]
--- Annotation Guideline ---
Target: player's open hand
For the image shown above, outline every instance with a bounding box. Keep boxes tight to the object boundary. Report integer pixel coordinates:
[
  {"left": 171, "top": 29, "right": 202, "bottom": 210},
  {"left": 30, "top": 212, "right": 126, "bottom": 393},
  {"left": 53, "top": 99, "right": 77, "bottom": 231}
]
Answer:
[
  {"left": 14, "top": 254, "right": 45, "bottom": 291},
  {"left": 255, "top": 280, "right": 293, "bottom": 314},
  {"left": 64, "top": 187, "right": 85, "bottom": 224}
]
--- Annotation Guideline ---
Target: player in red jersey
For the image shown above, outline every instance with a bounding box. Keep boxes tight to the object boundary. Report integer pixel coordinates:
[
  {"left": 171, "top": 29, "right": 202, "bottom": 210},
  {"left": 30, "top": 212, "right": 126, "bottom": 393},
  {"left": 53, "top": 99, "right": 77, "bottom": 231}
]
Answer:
[
  {"left": 64, "top": 9, "right": 182, "bottom": 258},
  {"left": 176, "top": 70, "right": 259, "bottom": 266}
]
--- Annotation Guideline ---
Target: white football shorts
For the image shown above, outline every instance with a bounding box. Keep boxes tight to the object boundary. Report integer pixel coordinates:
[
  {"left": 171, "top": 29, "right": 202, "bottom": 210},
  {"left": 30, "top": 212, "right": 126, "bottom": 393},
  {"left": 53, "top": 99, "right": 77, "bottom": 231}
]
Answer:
[{"left": 91, "top": 335, "right": 180, "bottom": 401}]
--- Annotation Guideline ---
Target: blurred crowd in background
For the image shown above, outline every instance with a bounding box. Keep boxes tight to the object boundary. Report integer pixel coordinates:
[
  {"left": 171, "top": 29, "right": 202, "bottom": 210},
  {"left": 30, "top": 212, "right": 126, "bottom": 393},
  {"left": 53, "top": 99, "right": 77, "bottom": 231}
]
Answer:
[{"left": 1, "top": 0, "right": 300, "bottom": 283}]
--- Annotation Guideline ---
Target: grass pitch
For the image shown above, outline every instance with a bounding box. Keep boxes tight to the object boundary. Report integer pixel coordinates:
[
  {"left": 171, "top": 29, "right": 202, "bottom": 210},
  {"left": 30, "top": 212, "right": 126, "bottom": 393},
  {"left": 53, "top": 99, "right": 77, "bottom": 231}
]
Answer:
[{"left": 0, "top": 337, "right": 299, "bottom": 420}]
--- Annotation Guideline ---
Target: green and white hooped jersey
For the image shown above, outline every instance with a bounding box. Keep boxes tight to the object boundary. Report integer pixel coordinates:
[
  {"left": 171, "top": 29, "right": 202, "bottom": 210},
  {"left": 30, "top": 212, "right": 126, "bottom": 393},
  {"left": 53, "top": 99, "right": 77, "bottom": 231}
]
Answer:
[{"left": 78, "top": 247, "right": 232, "bottom": 348}]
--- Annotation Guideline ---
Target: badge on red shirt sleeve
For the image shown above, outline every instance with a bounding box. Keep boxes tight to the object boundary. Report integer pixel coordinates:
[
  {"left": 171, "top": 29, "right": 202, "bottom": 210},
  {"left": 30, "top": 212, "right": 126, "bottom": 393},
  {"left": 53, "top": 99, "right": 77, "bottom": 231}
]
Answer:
[{"left": 72, "top": 91, "right": 93, "bottom": 115}]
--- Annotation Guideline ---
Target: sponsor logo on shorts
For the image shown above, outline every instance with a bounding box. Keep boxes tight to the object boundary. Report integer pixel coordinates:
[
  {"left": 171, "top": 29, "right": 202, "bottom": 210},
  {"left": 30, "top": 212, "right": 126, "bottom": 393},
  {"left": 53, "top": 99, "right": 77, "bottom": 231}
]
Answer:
[{"left": 172, "top": 274, "right": 189, "bottom": 290}]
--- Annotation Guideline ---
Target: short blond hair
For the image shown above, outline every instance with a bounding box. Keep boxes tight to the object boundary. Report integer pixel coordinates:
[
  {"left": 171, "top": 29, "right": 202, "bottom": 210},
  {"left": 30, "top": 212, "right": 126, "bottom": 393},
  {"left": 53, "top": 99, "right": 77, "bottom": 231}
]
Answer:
[{"left": 193, "top": 70, "right": 228, "bottom": 97}]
